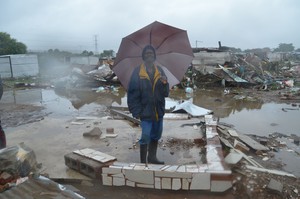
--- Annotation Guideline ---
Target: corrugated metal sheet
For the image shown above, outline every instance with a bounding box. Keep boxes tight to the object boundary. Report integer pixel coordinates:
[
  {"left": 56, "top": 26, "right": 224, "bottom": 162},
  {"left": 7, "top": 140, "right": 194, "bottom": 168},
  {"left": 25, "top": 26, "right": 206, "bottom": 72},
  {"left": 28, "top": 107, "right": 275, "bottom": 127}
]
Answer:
[
  {"left": 0, "top": 176, "right": 85, "bottom": 199},
  {"left": 218, "top": 64, "right": 248, "bottom": 83}
]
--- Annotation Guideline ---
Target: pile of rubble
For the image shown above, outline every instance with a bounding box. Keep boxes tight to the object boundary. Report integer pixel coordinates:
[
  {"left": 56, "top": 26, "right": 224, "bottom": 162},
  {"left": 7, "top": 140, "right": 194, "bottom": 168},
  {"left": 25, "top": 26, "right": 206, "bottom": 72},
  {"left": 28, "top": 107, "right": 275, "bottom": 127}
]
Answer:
[
  {"left": 217, "top": 123, "right": 300, "bottom": 198},
  {"left": 188, "top": 52, "right": 300, "bottom": 91}
]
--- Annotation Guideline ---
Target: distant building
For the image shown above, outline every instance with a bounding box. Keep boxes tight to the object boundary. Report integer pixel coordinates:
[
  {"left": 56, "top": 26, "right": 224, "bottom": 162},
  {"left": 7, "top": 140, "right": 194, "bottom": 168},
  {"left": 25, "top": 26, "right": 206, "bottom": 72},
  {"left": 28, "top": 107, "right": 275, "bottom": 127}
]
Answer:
[{"left": 70, "top": 56, "right": 99, "bottom": 66}]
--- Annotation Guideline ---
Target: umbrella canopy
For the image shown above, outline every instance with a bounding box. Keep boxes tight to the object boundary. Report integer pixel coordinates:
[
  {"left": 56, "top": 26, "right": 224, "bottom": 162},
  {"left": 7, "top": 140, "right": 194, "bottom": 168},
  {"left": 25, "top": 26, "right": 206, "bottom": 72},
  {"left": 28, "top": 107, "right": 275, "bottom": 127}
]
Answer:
[{"left": 112, "top": 21, "right": 194, "bottom": 89}]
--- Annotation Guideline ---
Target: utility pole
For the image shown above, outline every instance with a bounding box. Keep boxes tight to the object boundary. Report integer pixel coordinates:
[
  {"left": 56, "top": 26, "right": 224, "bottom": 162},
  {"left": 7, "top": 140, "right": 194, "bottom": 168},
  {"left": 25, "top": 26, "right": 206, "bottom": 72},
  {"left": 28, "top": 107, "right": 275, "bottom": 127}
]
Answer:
[
  {"left": 195, "top": 40, "right": 203, "bottom": 48},
  {"left": 94, "top": 34, "right": 98, "bottom": 55}
]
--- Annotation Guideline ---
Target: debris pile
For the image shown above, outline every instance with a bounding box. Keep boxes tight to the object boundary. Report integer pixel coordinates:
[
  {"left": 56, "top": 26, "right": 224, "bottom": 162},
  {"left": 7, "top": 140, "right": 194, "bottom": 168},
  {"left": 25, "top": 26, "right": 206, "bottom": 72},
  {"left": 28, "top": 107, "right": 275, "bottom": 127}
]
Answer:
[
  {"left": 217, "top": 123, "right": 300, "bottom": 198},
  {"left": 0, "top": 143, "right": 41, "bottom": 192}
]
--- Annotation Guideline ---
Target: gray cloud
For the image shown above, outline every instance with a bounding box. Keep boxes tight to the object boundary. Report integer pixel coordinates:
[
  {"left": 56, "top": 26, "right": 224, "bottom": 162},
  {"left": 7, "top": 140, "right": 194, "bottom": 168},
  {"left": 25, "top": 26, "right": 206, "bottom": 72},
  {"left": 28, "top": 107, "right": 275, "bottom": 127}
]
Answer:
[{"left": 1, "top": 0, "right": 299, "bottom": 53}]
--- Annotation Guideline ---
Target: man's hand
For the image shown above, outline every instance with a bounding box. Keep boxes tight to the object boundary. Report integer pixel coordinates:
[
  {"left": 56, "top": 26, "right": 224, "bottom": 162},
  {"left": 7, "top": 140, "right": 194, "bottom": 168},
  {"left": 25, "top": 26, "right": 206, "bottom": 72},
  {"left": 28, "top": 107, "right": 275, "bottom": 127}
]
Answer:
[{"left": 160, "top": 76, "right": 168, "bottom": 84}]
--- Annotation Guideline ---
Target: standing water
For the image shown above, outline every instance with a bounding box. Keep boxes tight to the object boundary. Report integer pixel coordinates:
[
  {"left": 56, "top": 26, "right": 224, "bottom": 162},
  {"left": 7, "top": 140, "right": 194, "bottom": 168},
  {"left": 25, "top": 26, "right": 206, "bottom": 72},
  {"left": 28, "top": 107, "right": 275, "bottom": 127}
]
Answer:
[
  {"left": 3, "top": 87, "right": 298, "bottom": 137},
  {"left": 2, "top": 87, "right": 300, "bottom": 177}
]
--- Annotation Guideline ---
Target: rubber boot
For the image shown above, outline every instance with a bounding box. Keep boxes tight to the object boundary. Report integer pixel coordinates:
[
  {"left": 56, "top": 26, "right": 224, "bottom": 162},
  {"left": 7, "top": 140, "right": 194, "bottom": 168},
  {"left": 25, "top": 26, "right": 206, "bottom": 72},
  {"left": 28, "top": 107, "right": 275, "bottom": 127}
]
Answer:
[
  {"left": 140, "top": 144, "right": 148, "bottom": 163},
  {"left": 148, "top": 141, "right": 164, "bottom": 164}
]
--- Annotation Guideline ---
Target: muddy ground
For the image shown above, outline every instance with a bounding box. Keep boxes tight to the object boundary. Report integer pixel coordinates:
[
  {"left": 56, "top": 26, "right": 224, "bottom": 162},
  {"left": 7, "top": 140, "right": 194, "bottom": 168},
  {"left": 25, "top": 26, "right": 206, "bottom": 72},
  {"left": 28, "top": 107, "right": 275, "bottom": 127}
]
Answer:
[{"left": 1, "top": 87, "right": 300, "bottom": 199}]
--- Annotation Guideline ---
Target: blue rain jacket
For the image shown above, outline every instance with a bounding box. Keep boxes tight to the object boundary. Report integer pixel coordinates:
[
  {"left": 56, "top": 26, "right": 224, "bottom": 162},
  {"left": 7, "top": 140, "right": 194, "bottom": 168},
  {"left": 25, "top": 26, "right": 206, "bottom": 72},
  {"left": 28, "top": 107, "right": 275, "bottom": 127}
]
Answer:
[{"left": 127, "top": 64, "right": 169, "bottom": 121}]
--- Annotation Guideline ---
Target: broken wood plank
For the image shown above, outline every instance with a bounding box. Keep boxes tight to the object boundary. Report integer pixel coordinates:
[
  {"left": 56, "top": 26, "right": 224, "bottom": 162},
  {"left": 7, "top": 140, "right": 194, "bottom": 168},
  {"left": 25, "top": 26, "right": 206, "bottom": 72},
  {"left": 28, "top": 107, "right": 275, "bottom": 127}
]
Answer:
[
  {"left": 228, "top": 129, "right": 238, "bottom": 137},
  {"left": 245, "top": 165, "right": 296, "bottom": 178},
  {"left": 218, "top": 64, "right": 248, "bottom": 83},
  {"left": 233, "top": 149, "right": 264, "bottom": 168},
  {"left": 217, "top": 127, "right": 231, "bottom": 139},
  {"left": 219, "top": 136, "right": 233, "bottom": 148},
  {"left": 219, "top": 136, "right": 264, "bottom": 168},
  {"left": 238, "top": 134, "right": 269, "bottom": 151},
  {"left": 234, "top": 139, "right": 250, "bottom": 153},
  {"left": 224, "top": 151, "right": 243, "bottom": 164},
  {"left": 110, "top": 109, "right": 140, "bottom": 125}
]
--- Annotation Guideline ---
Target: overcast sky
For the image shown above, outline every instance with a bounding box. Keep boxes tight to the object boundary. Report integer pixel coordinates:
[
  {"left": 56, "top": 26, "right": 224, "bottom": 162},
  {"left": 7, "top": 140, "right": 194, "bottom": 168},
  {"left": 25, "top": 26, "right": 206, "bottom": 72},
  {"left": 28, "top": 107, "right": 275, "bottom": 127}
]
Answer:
[{"left": 1, "top": 0, "right": 299, "bottom": 53}]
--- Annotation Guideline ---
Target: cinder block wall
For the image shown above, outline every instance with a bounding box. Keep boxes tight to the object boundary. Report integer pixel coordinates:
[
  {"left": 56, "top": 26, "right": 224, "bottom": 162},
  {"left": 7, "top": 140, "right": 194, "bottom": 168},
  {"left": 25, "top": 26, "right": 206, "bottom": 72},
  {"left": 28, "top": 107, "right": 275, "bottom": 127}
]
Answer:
[{"left": 101, "top": 115, "right": 233, "bottom": 192}]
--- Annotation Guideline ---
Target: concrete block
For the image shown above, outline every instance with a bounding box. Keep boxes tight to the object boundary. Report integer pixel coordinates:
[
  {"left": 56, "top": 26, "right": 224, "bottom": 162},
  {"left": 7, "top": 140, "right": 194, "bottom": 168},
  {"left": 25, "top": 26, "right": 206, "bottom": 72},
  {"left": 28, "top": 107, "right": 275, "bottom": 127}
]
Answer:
[
  {"left": 136, "top": 184, "right": 154, "bottom": 189},
  {"left": 197, "top": 164, "right": 209, "bottom": 172},
  {"left": 92, "top": 155, "right": 106, "bottom": 162},
  {"left": 91, "top": 150, "right": 117, "bottom": 162},
  {"left": 186, "top": 165, "right": 199, "bottom": 173},
  {"left": 176, "top": 165, "right": 186, "bottom": 172},
  {"left": 123, "top": 166, "right": 134, "bottom": 171},
  {"left": 126, "top": 180, "right": 135, "bottom": 187},
  {"left": 172, "top": 178, "right": 181, "bottom": 190},
  {"left": 155, "top": 170, "right": 192, "bottom": 178},
  {"left": 147, "top": 164, "right": 165, "bottom": 171},
  {"left": 109, "top": 165, "right": 123, "bottom": 169},
  {"left": 102, "top": 174, "right": 112, "bottom": 186},
  {"left": 112, "top": 173, "right": 124, "bottom": 178},
  {"left": 112, "top": 162, "right": 130, "bottom": 167},
  {"left": 64, "top": 153, "right": 84, "bottom": 171},
  {"left": 164, "top": 165, "right": 178, "bottom": 172},
  {"left": 207, "top": 162, "right": 231, "bottom": 174},
  {"left": 161, "top": 178, "right": 171, "bottom": 190},
  {"left": 65, "top": 152, "right": 115, "bottom": 179},
  {"left": 73, "top": 148, "right": 116, "bottom": 163},
  {"left": 155, "top": 177, "right": 161, "bottom": 189},
  {"left": 79, "top": 157, "right": 104, "bottom": 179},
  {"left": 134, "top": 165, "right": 147, "bottom": 170},
  {"left": 113, "top": 176, "right": 125, "bottom": 186},
  {"left": 74, "top": 148, "right": 94, "bottom": 155},
  {"left": 190, "top": 173, "right": 211, "bottom": 190},
  {"left": 267, "top": 178, "right": 283, "bottom": 193},
  {"left": 102, "top": 167, "right": 122, "bottom": 175},
  {"left": 160, "top": 165, "right": 171, "bottom": 170},
  {"left": 182, "top": 178, "right": 190, "bottom": 190},
  {"left": 125, "top": 169, "right": 154, "bottom": 184}
]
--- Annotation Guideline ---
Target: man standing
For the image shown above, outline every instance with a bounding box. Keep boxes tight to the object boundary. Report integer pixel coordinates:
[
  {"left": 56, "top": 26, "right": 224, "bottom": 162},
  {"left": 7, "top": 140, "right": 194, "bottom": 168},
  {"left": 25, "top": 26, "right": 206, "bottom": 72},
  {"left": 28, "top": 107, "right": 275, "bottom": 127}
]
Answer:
[{"left": 127, "top": 45, "right": 169, "bottom": 164}]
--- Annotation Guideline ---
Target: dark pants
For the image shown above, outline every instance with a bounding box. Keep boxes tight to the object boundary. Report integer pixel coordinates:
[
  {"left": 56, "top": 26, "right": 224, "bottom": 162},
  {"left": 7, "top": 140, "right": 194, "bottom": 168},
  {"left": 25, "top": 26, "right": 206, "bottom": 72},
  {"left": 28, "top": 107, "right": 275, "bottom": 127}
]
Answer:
[{"left": 139, "top": 119, "right": 163, "bottom": 145}]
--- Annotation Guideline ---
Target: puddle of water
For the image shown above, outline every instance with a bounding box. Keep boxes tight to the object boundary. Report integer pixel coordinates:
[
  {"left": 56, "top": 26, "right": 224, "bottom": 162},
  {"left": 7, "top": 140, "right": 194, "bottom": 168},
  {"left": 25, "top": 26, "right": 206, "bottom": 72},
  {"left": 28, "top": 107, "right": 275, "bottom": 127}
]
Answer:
[
  {"left": 178, "top": 88, "right": 300, "bottom": 137},
  {"left": 3, "top": 87, "right": 299, "bottom": 137},
  {"left": 220, "top": 103, "right": 300, "bottom": 137}
]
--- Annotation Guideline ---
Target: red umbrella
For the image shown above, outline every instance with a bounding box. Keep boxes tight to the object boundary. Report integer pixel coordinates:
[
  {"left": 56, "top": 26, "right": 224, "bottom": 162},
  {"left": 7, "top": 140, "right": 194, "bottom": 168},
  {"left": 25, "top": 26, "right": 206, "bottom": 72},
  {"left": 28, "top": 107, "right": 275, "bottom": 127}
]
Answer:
[{"left": 112, "top": 21, "right": 194, "bottom": 89}]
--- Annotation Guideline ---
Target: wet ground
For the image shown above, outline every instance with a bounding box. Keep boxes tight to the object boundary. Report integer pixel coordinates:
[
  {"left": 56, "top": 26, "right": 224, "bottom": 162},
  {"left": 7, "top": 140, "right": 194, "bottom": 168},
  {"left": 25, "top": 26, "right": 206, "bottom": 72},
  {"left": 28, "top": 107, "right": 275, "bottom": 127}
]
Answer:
[
  {"left": 1, "top": 86, "right": 300, "bottom": 198},
  {"left": 2, "top": 87, "right": 299, "bottom": 135}
]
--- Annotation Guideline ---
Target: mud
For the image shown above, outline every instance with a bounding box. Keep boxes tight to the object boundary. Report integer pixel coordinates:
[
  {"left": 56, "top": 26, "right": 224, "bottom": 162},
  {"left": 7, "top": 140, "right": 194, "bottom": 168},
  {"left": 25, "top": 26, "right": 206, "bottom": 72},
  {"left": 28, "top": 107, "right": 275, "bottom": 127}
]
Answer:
[{"left": 0, "top": 103, "right": 45, "bottom": 128}]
